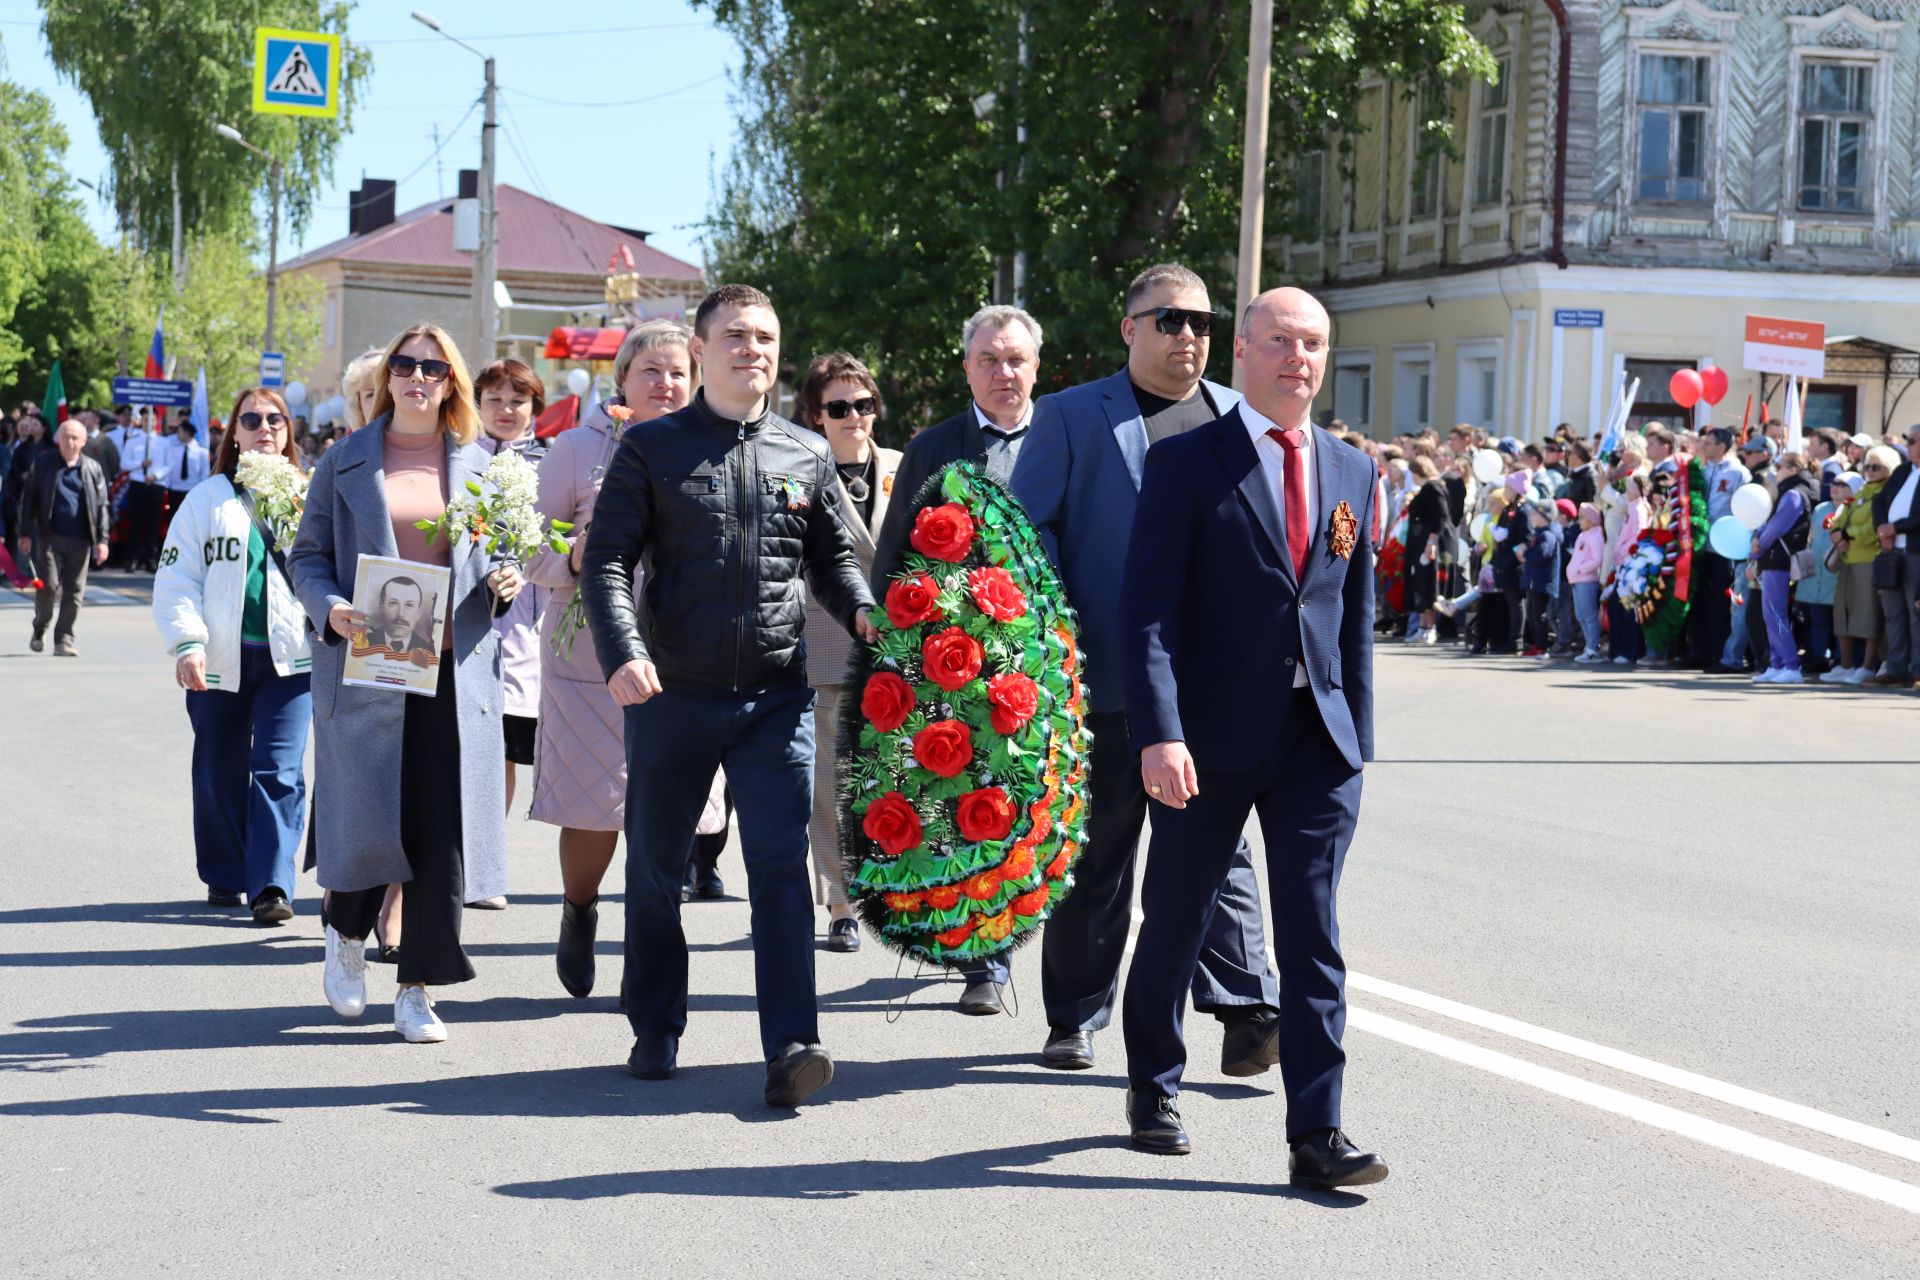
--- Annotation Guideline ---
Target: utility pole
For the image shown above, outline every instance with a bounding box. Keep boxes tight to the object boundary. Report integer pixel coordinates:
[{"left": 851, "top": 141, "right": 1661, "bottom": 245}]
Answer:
[
  {"left": 1012, "top": 6, "right": 1030, "bottom": 307},
  {"left": 214, "top": 124, "right": 283, "bottom": 352},
  {"left": 1234, "top": 0, "right": 1274, "bottom": 390},
  {"left": 414, "top": 12, "right": 498, "bottom": 366}
]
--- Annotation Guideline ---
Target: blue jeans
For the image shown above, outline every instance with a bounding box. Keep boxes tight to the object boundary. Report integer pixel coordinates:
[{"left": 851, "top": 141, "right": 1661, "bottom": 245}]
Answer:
[
  {"left": 185, "top": 644, "right": 311, "bottom": 901},
  {"left": 623, "top": 680, "right": 819, "bottom": 1061},
  {"left": 1722, "top": 563, "right": 1751, "bottom": 667},
  {"left": 1572, "top": 581, "right": 1603, "bottom": 656}
]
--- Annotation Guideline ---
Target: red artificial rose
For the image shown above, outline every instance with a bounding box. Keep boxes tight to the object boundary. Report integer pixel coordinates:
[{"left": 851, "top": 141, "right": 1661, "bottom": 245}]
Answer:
[
  {"left": 922, "top": 626, "right": 984, "bottom": 692},
  {"left": 884, "top": 573, "right": 944, "bottom": 629},
  {"left": 860, "top": 791, "right": 923, "bottom": 858},
  {"left": 968, "top": 566, "right": 1028, "bottom": 621},
  {"left": 911, "top": 719, "right": 973, "bottom": 778},
  {"left": 956, "top": 786, "right": 1016, "bottom": 843},
  {"left": 860, "top": 671, "right": 915, "bottom": 733},
  {"left": 986, "top": 672, "right": 1040, "bottom": 735},
  {"left": 909, "top": 503, "right": 975, "bottom": 562},
  {"left": 1010, "top": 883, "right": 1051, "bottom": 916},
  {"left": 926, "top": 885, "right": 961, "bottom": 910}
]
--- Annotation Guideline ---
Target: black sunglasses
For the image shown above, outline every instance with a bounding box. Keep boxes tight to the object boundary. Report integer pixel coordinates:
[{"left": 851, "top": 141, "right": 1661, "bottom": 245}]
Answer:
[
  {"left": 1128, "top": 306, "right": 1217, "bottom": 338},
  {"left": 388, "top": 354, "right": 452, "bottom": 382},
  {"left": 824, "top": 397, "right": 877, "bottom": 420},
  {"left": 237, "top": 411, "right": 287, "bottom": 430}
]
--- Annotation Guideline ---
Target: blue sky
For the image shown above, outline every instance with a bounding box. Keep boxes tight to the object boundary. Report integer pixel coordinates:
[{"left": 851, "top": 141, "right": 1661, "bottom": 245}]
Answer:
[{"left": 0, "top": 1, "right": 739, "bottom": 269}]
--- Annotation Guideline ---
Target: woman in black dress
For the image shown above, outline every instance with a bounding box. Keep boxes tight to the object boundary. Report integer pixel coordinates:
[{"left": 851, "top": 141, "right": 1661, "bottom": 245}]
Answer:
[{"left": 1402, "top": 457, "right": 1454, "bottom": 645}]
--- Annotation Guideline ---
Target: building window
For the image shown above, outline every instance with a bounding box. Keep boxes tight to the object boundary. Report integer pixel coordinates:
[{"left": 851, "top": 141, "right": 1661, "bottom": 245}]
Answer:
[
  {"left": 1459, "top": 355, "right": 1499, "bottom": 431},
  {"left": 1804, "top": 384, "right": 1857, "bottom": 433},
  {"left": 1333, "top": 354, "right": 1374, "bottom": 433},
  {"left": 1636, "top": 54, "right": 1711, "bottom": 203},
  {"left": 1408, "top": 92, "right": 1442, "bottom": 220},
  {"left": 1798, "top": 62, "right": 1872, "bottom": 212},
  {"left": 1473, "top": 58, "right": 1510, "bottom": 207},
  {"left": 1623, "top": 358, "right": 1695, "bottom": 434},
  {"left": 1295, "top": 152, "right": 1325, "bottom": 238},
  {"left": 1393, "top": 353, "right": 1433, "bottom": 433}
]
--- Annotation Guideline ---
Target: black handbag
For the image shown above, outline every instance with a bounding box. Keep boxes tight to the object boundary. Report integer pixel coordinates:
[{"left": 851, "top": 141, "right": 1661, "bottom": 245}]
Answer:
[{"left": 1872, "top": 549, "right": 1903, "bottom": 591}]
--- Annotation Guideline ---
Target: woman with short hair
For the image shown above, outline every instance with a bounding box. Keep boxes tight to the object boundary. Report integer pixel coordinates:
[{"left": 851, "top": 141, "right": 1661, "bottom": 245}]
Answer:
[
  {"left": 341, "top": 348, "right": 387, "bottom": 432},
  {"left": 153, "top": 387, "right": 312, "bottom": 923},
  {"left": 797, "top": 352, "right": 901, "bottom": 953},
  {"left": 289, "top": 323, "right": 523, "bottom": 1043}
]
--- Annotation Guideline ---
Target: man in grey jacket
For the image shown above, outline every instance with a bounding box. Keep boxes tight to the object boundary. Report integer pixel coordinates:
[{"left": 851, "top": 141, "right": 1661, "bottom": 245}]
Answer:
[{"left": 20, "top": 420, "right": 110, "bottom": 656}]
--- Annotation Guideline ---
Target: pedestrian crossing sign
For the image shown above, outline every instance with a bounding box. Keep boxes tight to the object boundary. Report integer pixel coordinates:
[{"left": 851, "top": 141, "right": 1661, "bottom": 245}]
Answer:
[{"left": 252, "top": 27, "right": 341, "bottom": 119}]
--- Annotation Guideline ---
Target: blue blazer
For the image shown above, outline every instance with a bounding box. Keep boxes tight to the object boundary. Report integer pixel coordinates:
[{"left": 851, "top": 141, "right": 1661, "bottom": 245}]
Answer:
[
  {"left": 1119, "top": 408, "right": 1376, "bottom": 772},
  {"left": 1012, "top": 369, "right": 1239, "bottom": 714}
]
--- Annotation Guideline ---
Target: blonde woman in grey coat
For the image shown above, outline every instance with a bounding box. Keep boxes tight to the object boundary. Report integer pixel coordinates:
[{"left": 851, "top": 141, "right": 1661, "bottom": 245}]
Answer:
[
  {"left": 798, "top": 352, "right": 901, "bottom": 954},
  {"left": 289, "top": 324, "right": 523, "bottom": 1044}
]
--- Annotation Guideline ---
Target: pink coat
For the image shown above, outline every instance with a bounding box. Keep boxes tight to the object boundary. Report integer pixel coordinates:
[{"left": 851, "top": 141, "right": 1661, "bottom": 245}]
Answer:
[{"left": 1566, "top": 526, "right": 1605, "bottom": 584}]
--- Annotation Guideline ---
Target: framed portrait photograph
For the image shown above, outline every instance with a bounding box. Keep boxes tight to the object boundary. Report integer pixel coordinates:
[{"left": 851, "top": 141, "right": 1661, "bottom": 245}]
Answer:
[{"left": 343, "top": 555, "right": 451, "bottom": 695}]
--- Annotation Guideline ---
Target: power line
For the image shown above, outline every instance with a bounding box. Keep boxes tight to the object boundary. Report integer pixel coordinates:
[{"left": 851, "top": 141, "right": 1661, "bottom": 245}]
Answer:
[
  {"left": 500, "top": 72, "right": 727, "bottom": 110},
  {"left": 365, "top": 21, "right": 707, "bottom": 45},
  {"left": 497, "top": 99, "right": 601, "bottom": 274},
  {"left": 309, "top": 95, "right": 480, "bottom": 210}
]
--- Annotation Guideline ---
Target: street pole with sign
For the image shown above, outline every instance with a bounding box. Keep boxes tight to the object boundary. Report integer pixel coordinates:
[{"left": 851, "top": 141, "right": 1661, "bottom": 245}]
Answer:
[{"left": 412, "top": 12, "right": 497, "bottom": 366}]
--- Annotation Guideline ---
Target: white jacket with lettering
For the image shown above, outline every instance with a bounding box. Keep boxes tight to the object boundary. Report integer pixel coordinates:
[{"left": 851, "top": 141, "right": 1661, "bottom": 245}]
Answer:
[{"left": 152, "top": 474, "right": 312, "bottom": 689}]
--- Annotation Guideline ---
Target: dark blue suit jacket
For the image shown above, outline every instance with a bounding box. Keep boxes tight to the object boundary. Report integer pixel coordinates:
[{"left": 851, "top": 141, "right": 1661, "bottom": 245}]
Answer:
[
  {"left": 1120, "top": 408, "right": 1376, "bottom": 772},
  {"left": 1012, "top": 369, "right": 1239, "bottom": 715}
]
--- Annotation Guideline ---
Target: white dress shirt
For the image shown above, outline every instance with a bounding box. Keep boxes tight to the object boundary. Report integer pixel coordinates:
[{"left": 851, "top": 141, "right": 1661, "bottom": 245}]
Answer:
[
  {"left": 1239, "top": 400, "right": 1315, "bottom": 687},
  {"left": 157, "top": 436, "right": 210, "bottom": 493},
  {"left": 116, "top": 427, "right": 165, "bottom": 484}
]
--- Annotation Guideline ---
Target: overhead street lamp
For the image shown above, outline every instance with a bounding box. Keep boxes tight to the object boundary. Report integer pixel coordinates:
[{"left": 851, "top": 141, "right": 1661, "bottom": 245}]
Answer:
[
  {"left": 412, "top": 10, "right": 498, "bottom": 367},
  {"left": 214, "top": 122, "right": 284, "bottom": 353}
]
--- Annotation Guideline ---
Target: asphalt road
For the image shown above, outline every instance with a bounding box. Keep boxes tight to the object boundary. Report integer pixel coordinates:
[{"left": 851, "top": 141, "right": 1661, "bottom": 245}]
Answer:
[{"left": 3, "top": 590, "right": 1918, "bottom": 1278}]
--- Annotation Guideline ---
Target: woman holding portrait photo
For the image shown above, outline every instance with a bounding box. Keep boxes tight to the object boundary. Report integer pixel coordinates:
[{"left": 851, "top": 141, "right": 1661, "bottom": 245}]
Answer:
[{"left": 288, "top": 322, "right": 523, "bottom": 1044}]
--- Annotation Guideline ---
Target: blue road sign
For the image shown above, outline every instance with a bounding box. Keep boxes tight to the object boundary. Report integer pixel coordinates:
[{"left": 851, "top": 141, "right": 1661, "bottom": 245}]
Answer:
[
  {"left": 112, "top": 377, "right": 196, "bottom": 408},
  {"left": 259, "top": 351, "right": 285, "bottom": 388},
  {"left": 253, "top": 28, "right": 341, "bottom": 119},
  {"left": 1554, "top": 309, "right": 1604, "bottom": 329}
]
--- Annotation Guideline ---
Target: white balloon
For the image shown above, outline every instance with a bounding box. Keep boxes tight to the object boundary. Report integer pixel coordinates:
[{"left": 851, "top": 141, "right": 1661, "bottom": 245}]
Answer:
[
  {"left": 284, "top": 381, "right": 308, "bottom": 406},
  {"left": 312, "top": 401, "right": 332, "bottom": 426},
  {"left": 1469, "top": 513, "right": 1490, "bottom": 541},
  {"left": 1471, "top": 449, "right": 1503, "bottom": 484},
  {"left": 1730, "top": 482, "right": 1773, "bottom": 531},
  {"left": 566, "top": 367, "right": 591, "bottom": 397},
  {"left": 332, "top": 395, "right": 349, "bottom": 419}
]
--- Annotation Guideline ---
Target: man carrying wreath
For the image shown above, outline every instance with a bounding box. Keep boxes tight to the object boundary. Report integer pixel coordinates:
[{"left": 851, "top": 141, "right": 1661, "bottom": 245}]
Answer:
[
  {"left": 1118, "top": 287, "right": 1387, "bottom": 1189},
  {"left": 581, "top": 284, "right": 876, "bottom": 1108}
]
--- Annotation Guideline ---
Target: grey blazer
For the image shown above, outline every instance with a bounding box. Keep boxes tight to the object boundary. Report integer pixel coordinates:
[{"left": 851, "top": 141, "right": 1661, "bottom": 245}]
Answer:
[
  {"left": 286, "top": 417, "right": 508, "bottom": 896},
  {"left": 806, "top": 445, "right": 901, "bottom": 687}
]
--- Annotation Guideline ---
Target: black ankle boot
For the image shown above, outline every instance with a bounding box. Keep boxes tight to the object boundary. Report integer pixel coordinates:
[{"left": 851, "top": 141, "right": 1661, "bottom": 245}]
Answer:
[{"left": 556, "top": 897, "right": 598, "bottom": 998}]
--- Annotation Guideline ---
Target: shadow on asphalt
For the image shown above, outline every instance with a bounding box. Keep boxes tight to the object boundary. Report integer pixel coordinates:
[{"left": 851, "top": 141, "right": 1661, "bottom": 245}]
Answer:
[
  {"left": 491, "top": 1135, "right": 1367, "bottom": 1207},
  {"left": 0, "top": 1048, "right": 1276, "bottom": 1125}
]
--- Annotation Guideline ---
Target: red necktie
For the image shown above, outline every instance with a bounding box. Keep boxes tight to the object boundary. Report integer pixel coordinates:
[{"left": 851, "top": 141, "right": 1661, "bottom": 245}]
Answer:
[{"left": 1268, "top": 427, "right": 1309, "bottom": 577}]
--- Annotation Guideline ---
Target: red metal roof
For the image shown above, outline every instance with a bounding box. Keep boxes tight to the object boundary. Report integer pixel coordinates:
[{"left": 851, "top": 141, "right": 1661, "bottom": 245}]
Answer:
[
  {"left": 284, "top": 185, "right": 702, "bottom": 282},
  {"left": 544, "top": 327, "right": 627, "bottom": 361}
]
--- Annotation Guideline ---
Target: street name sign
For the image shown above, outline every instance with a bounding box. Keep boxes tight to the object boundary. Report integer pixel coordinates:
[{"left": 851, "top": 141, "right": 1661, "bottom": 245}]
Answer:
[
  {"left": 112, "top": 377, "right": 196, "bottom": 408},
  {"left": 253, "top": 28, "right": 341, "bottom": 119}
]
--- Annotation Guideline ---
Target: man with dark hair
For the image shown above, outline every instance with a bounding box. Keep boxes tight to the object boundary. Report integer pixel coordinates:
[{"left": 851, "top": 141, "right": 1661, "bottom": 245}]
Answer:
[
  {"left": 1009, "top": 262, "right": 1281, "bottom": 1073},
  {"left": 1809, "top": 428, "right": 1845, "bottom": 501},
  {"left": 582, "top": 285, "right": 875, "bottom": 1109},
  {"left": 367, "top": 575, "right": 429, "bottom": 652},
  {"left": 1564, "top": 440, "right": 1597, "bottom": 508}
]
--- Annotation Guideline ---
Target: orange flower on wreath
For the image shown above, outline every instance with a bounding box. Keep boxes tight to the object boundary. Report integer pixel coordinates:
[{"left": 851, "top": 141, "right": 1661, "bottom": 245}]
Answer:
[
  {"left": 925, "top": 885, "right": 961, "bottom": 911},
  {"left": 1010, "top": 883, "right": 1051, "bottom": 916},
  {"left": 884, "top": 892, "right": 924, "bottom": 913},
  {"left": 960, "top": 868, "right": 1002, "bottom": 901}
]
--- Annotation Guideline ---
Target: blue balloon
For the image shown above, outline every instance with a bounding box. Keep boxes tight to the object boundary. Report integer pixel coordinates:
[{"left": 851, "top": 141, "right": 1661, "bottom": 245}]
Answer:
[{"left": 1709, "top": 514, "right": 1752, "bottom": 560}]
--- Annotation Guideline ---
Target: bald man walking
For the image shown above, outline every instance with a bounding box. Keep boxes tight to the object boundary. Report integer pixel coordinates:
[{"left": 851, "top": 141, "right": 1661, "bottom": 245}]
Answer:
[{"left": 1116, "top": 287, "right": 1386, "bottom": 1188}]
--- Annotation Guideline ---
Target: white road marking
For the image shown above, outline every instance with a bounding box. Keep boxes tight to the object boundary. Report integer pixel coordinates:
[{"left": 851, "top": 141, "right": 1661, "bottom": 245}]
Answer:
[
  {"left": 1349, "top": 972, "right": 1920, "bottom": 1167},
  {"left": 1351, "top": 1007, "right": 1920, "bottom": 1216}
]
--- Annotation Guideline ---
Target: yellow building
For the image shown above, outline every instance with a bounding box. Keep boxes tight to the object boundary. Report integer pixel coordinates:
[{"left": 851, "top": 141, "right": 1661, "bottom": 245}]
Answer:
[{"left": 1302, "top": 0, "right": 1920, "bottom": 440}]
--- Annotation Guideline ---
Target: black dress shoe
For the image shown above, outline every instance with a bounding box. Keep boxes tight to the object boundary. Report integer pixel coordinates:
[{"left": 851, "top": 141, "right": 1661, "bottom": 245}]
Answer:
[
  {"left": 824, "top": 916, "right": 861, "bottom": 953},
  {"left": 1220, "top": 1009, "right": 1281, "bottom": 1077},
  {"left": 957, "top": 979, "right": 1004, "bottom": 1016},
  {"left": 556, "top": 896, "right": 598, "bottom": 998},
  {"left": 627, "top": 1036, "right": 678, "bottom": 1080},
  {"left": 1288, "top": 1128, "right": 1389, "bottom": 1189},
  {"left": 1126, "top": 1089, "right": 1191, "bottom": 1155},
  {"left": 206, "top": 888, "right": 243, "bottom": 907},
  {"left": 765, "top": 1042, "right": 834, "bottom": 1107},
  {"left": 1702, "top": 662, "right": 1739, "bottom": 675},
  {"left": 250, "top": 888, "right": 293, "bottom": 925},
  {"left": 684, "top": 865, "right": 726, "bottom": 901},
  {"left": 1041, "top": 1027, "right": 1095, "bottom": 1070}
]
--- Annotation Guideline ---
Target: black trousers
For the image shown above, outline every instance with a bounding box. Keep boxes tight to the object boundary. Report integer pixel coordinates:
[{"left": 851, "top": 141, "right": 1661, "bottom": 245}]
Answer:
[
  {"left": 1525, "top": 589, "right": 1554, "bottom": 650},
  {"left": 1038, "top": 709, "right": 1280, "bottom": 1034},
  {"left": 328, "top": 661, "right": 474, "bottom": 987},
  {"left": 125, "top": 481, "right": 164, "bottom": 568},
  {"left": 1689, "top": 555, "right": 1733, "bottom": 665}
]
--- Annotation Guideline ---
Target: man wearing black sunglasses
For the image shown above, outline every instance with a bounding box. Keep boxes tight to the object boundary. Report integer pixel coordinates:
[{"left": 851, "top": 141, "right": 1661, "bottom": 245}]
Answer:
[{"left": 1008, "top": 262, "right": 1280, "bottom": 1076}]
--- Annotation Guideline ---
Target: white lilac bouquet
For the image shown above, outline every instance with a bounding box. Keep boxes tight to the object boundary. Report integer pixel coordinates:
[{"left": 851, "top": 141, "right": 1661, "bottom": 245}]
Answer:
[
  {"left": 417, "top": 449, "right": 571, "bottom": 565},
  {"left": 234, "top": 451, "right": 308, "bottom": 547}
]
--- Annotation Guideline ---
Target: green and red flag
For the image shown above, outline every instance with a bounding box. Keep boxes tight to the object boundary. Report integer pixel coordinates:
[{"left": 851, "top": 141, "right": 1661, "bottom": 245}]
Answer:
[{"left": 41, "top": 360, "right": 68, "bottom": 423}]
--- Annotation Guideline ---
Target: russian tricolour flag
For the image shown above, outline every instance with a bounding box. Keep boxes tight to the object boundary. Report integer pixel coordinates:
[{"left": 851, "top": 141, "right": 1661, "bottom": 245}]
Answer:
[{"left": 145, "top": 310, "right": 166, "bottom": 380}]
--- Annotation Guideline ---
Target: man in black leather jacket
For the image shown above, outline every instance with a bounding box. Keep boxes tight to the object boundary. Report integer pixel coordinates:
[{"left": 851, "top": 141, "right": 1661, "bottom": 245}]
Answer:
[{"left": 581, "top": 284, "right": 876, "bottom": 1109}]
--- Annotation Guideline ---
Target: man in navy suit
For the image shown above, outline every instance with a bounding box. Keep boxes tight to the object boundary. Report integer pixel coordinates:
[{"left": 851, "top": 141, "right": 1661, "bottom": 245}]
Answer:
[
  {"left": 1118, "top": 286, "right": 1387, "bottom": 1189},
  {"left": 1011, "top": 263, "right": 1281, "bottom": 1074}
]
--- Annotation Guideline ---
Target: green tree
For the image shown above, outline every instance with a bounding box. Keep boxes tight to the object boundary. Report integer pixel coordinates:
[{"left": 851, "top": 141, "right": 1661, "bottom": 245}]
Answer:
[
  {"left": 160, "top": 232, "right": 325, "bottom": 416},
  {"left": 701, "top": 0, "right": 1493, "bottom": 434},
  {"left": 37, "top": 0, "right": 368, "bottom": 283}
]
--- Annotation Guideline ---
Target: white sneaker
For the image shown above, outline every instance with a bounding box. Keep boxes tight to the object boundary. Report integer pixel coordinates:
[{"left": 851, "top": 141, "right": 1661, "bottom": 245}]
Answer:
[
  {"left": 1435, "top": 598, "right": 1458, "bottom": 619},
  {"left": 1817, "top": 667, "right": 1847, "bottom": 683},
  {"left": 1613, "top": 656, "right": 1632, "bottom": 665},
  {"left": 1843, "top": 667, "right": 1871, "bottom": 685},
  {"left": 394, "top": 987, "right": 446, "bottom": 1043},
  {"left": 1752, "top": 668, "right": 1779, "bottom": 683},
  {"left": 1574, "top": 652, "right": 1597, "bottom": 664},
  {"left": 1421, "top": 628, "right": 1439, "bottom": 646},
  {"left": 323, "top": 925, "right": 367, "bottom": 1019},
  {"left": 1772, "top": 668, "right": 1805, "bottom": 685}
]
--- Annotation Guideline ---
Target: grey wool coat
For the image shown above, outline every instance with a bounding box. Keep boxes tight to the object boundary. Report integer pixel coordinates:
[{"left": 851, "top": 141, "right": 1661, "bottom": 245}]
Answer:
[{"left": 286, "top": 417, "right": 509, "bottom": 897}]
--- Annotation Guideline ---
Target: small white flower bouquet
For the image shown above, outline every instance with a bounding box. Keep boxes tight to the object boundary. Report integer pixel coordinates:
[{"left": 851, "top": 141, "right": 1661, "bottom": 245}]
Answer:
[
  {"left": 416, "top": 449, "right": 571, "bottom": 564},
  {"left": 234, "top": 452, "right": 309, "bottom": 547}
]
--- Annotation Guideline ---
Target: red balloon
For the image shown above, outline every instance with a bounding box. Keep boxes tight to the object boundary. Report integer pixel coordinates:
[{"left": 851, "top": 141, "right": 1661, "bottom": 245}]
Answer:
[
  {"left": 1669, "top": 368, "right": 1704, "bottom": 409},
  {"left": 1699, "top": 365, "right": 1729, "bottom": 406}
]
